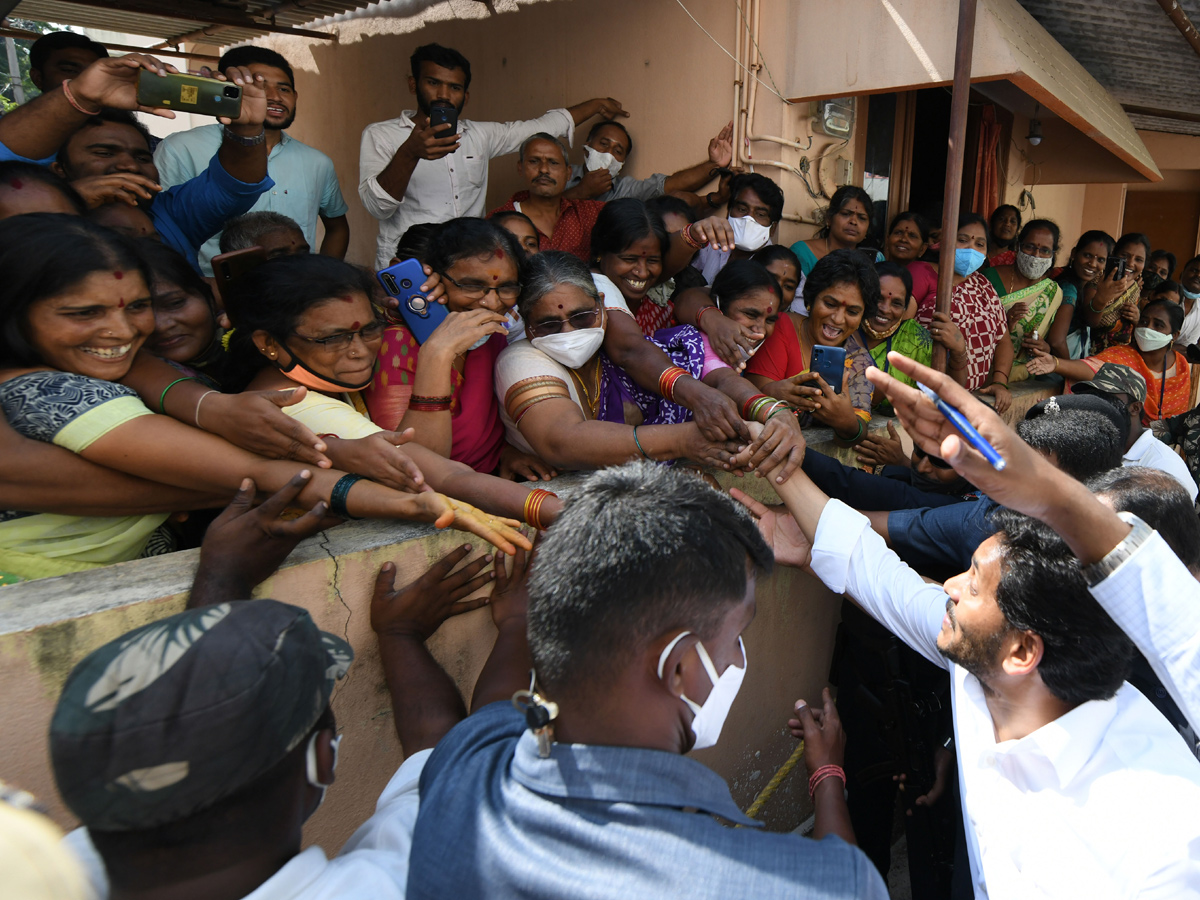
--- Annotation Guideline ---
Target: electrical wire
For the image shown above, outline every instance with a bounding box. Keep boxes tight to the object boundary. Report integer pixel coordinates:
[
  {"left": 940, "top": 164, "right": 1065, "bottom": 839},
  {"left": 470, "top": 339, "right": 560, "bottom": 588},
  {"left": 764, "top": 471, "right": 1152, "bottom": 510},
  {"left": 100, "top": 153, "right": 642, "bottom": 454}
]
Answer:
[
  {"left": 734, "top": 1, "right": 792, "bottom": 106},
  {"left": 671, "top": 0, "right": 792, "bottom": 104}
]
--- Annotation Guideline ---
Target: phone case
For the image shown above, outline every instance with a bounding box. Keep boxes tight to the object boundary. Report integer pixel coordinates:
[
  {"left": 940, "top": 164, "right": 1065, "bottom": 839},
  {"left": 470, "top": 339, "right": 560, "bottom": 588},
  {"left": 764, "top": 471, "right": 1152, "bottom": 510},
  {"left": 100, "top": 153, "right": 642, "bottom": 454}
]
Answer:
[
  {"left": 377, "top": 259, "right": 446, "bottom": 344},
  {"left": 429, "top": 104, "right": 459, "bottom": 137},
  {"left": 137, "top": 70, "right": 242, "bottom": 119},
  {"left": 211, "top": 247, "right": 268, "bottom": 290},
  {"left": 810, "top": 345, "right": 847, "bottom": 394}
]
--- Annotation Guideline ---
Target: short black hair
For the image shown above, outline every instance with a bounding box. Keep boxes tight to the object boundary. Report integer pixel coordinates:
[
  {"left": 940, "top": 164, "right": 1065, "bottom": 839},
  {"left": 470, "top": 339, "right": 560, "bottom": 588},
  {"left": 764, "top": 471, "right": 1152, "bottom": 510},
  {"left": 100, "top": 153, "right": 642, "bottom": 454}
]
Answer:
[
  {"left": 489, "top": 209, "right": 537, "bottom": 233},
  {"left": 802, "top": 247, "right": 881, "bottom": 321},
  {"left": 424, "top": 217, "right": 520, "bottom": 275},
  {"left": 585, "top": 119, "right": 633, "bottom": 157},
  {"left": 0, "top": 161, "right": 86, "bottom": 214},
  {"left": 218, "top": 46, "right": 294, "bottom": 86},
  {"left": 58, "top": 109, "right": 152, "bottom": 173},
  {"left": 728, "top": 173, "right": 784, "bottom": 225},
  {"left": 989, "top": 508, "right": 1134, "bottom": 705},
  {"left": 1143, "top": 297, "right": 1185, "bottom": 333},
  {"left": 395, "top": 221, "right": 442, "bottom": 262},
  {"left": 711, "top": 259, "right": 782, "bottom": 314},
  {"left": 528, "top": 463, "right": 772, "bottom": 696},
  {"left": 410, "top": 43, "right": 471, "bottom": 90},
  {"left": 1115, "top": 231, "right": 1152, "bottom": 259},
  {"left": 1088, "top": 467, "right": 1200, "bottom": 571},
  {"left": 875, "top": 259, "right": 913, "bottom": 301},
  {"left": 1149, "top": 249, "right": 1177, "bottom": 278},
  {"left": 1018, "top": 218, "right": 1061, "bottom": 256},
  {"left": 645, "top": 194, "right": 696, "bottom": 226},
  {"left": 1017, "top": 407, "right": 1124, "bottom": 481},
  {"left": 590, "top": 197, "right": 668, "bottom": 262},
  {"left": 29, "top": 31, "right": 108, "bottom": 74},
  {"left": 1148, "top": 279, "right": 1182, "bottom": 299},
  {"left": 0, "top": 214, "right": 148, "bottom": 367},
  {"left": 219, "top": 211, "right": 304, "bottom": 254}
]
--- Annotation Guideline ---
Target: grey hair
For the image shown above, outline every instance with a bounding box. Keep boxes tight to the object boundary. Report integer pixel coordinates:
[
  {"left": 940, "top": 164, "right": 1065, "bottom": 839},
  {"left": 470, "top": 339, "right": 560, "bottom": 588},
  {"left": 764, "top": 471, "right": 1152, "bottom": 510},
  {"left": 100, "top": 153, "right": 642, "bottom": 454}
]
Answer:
[
  {"left": 518, "top": 132, "right": 569, "bottom": 163},
  {"left": 517, "top": 250, "right": 599, "bottom": 320},
  {"left": 219, "top": 211, "right": 304, "bottom": 254}
]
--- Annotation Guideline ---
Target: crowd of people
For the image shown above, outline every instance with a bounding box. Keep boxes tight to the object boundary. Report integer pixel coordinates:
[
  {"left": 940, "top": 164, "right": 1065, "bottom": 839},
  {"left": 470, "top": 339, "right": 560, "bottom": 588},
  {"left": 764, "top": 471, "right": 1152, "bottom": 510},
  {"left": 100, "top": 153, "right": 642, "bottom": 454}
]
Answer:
[{"left": 3, "top": 32, "right": 1200, "bottom": 900}]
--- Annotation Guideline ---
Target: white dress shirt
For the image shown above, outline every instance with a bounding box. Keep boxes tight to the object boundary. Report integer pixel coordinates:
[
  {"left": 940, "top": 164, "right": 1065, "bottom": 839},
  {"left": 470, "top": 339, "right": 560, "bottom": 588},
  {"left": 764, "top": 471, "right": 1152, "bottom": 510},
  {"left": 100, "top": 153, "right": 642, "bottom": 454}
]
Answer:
[
  {"left": 1091, "top": 530, "right": 1200, "bottom": 736},
  {"left": 358, "top": 108, "right": 574, "bottom": 270},
  {"left": 64, "top": 749, "right": 431, "bottom": 900},
  {"left": 811, "top": 499, "right": 1200, "bottom": 899},
  {"left": 1123, "top": 429, "right": 1199, "bottom": 500},
  {"left": 1177, "top": 297, "right": 1200, "bottom": 347}
]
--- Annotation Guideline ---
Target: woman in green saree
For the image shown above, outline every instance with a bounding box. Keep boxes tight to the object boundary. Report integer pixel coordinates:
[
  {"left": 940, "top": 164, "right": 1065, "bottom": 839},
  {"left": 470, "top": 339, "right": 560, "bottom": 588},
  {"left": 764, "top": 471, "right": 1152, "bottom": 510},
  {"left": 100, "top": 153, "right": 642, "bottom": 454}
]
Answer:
[{"left": 982, "top": 218, "right": 1064, "bottom": 381}]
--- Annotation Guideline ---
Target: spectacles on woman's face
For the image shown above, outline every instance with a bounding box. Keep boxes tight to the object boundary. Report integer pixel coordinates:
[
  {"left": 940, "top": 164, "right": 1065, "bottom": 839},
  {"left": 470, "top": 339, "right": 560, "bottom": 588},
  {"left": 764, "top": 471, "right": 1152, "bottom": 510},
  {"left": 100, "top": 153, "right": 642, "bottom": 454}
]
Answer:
[
  {"left": 528, "top": 304, "right": 602, "bottom": 338},
  {"left": 291, "top": 320, "right": 384, "bottom": 350},
  {"left": 1019, "top": 241, "right": 1054, "bottom": 259},
  {"left": 442, "top": 273, "right": 522, "bottom": 302}
]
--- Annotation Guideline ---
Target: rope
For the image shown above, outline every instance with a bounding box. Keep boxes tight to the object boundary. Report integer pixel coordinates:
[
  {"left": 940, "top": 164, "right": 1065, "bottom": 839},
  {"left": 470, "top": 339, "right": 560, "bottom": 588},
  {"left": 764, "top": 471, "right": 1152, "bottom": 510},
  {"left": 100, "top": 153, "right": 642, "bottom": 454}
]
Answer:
[{"left": 744, "top": 740, "right": 804, "bottom": 819}]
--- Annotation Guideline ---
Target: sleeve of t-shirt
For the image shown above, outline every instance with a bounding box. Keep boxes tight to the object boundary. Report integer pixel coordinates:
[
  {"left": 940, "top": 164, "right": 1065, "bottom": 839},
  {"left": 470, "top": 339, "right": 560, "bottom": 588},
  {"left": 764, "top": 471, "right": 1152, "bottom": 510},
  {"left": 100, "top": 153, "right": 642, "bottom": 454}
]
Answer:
[
  {"left": 317, "top": 152, "right": 350, "bottom": 218},
  {"left": 608, "top": 173, "right": 669, "bottom": 201},
  {"left": 887, "top": 499, "right": 997, "bottom": 577},
  {"left": 591, "top": 273, "right": 633, "bottom": 317},
  {"left": 0, "top": 138, "right": 54, "bottom": 166},
  {"left": 420, "top": 701, "right": 526, "bottom": 795},
  {"left": 283, "top": 390, "right": 383, "bottom": 439},
  {"left": 337, "top": 748, "right": 433, "bottom": 858},
  {"left": 475, "top": 108, "right": 576, "bottom": 158},
  {"left": 152, "top": 133, "right": 199, "bottom": 191},
  {"left": 802, "top": 449, "right": 961, "bottom": 512},
  {"left": 153, "top": 152, "right": 273, "bottom": 256},
  {"left": 699, "top": 333, "right": 731, "bottom": 379}
]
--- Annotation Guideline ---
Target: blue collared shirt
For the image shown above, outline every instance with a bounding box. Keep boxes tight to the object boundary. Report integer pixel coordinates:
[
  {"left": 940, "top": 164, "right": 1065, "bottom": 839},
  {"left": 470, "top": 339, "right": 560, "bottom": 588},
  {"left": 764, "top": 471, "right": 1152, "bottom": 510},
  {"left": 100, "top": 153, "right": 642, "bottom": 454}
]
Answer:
[
  {"left": 155, "top": 125, "right": 347, "bottom": 275},
  {"left": 887, "top": 496, "right": 998, "bottom": 582},
  {"left": 408, "top": 701, "right": 886, "bottom": 900}
]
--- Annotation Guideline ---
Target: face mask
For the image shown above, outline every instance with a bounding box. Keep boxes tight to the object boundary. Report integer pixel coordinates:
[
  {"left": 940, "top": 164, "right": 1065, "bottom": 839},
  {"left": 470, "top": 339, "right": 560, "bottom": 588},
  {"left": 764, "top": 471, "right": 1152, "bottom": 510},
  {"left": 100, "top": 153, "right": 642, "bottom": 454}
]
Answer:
[
  {"left": 531, "top": 324, "right": 605, "bottom": 369},
  {"left": 1134, "top": 327, "right": 1173, "bottom": 352},
  {"left": 953, "top": 247, "right": 986, "bottom": 277},
  {"left": 657, "top": 631, "right": 747, "bottom": 750},
  {"left": 583, "top": 146, "right": 623, "bottom": 178},
  {"left": 1182, "top": 286, "right": 1200, "bottom": 302},
  {"left": 1015, "top": 250, "right": 1053, "bottom": 281},
  {"left": 1142, "top": 271, "right": 1164, "bottom": 292},
  {"left": 467, "top": 333, "right": 492, "bottom": 352},
  {"left": 276, "top": 343, "right": 374, "bottom": 393},
  {"left": 305, "top": 731, "right": 343, "bottom": 810},
  {"left": 728, "top": 216, "right": 771, "bottom": 252},
  {"left": 504, "top": 309, "right": 526, "bottom": 342}
]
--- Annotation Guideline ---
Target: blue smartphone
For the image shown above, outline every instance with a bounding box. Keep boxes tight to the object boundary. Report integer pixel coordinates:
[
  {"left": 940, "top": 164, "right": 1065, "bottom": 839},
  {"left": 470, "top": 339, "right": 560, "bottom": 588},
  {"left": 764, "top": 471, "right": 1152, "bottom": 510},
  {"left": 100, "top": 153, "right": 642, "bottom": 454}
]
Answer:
[
  {"left": 376, "top": 258, "right": 446, "bottom": 344},
  {"left": 810, "top": 345, "right": 847, "bottom": 393}
]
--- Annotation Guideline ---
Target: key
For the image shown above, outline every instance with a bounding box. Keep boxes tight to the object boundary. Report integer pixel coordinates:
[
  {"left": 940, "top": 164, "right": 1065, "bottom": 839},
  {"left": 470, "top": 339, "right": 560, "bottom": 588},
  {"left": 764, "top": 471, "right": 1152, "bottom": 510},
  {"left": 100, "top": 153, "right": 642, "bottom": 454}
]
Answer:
[{"left": 513, "top": 689, "right": 559, "bottom": 758}]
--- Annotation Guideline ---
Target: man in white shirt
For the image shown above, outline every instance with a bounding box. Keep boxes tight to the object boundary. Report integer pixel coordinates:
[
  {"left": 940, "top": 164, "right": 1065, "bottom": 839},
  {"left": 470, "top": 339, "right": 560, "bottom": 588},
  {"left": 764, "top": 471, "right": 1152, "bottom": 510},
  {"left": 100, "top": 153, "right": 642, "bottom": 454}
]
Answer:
[
  {"left": 1175, "top": 254, "right": 1200, "bottom": 350},
  {"left": 56, "top": 476, "right": 491, "bottom": 900},
  {"left": 738, "top": 458, "right": 1200, "bottom": 897},
  {"left": 358, "top": 42, "right": 627, "bottom": 270},
  {"left": 155, "top": 47, "right": 350, "bottom": 276},
  {"left": 1071, "top": 362, "right": 1198, "bottom": 499}
]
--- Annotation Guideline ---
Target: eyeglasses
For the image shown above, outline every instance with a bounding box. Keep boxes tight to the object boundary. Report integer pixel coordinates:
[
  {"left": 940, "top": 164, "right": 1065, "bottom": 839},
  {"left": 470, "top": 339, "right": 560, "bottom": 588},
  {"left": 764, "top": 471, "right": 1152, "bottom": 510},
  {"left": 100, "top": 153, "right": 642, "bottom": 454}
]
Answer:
[
  {"left": 290, "top": 320, "right": 384, "bottom": 350},
  {"left": 442, "top": 273, "right": 522, "bottom": 302},
  {"left": 1019, "top": 242, "right": 1054, "bottom": 259},
  {"left": 528, "top": 305, "right": 602, "bottom": 338},
  {"left": 913, "top": 447, "right": 955, "bottom": 470}
]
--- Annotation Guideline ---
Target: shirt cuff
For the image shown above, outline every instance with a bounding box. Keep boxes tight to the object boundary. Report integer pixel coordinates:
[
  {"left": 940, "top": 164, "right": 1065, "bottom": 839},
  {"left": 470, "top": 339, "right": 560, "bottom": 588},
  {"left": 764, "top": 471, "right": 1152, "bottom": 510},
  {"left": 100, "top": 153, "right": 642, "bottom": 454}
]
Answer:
[
  {"left": 810, "top": 498, "right": 871, "bottom": 594},
  {"left": 0, "top": 139, "right": 55, "bottom": 167},
  {"left": 207, "top": 149, "right": 274, "bottom": 194}
]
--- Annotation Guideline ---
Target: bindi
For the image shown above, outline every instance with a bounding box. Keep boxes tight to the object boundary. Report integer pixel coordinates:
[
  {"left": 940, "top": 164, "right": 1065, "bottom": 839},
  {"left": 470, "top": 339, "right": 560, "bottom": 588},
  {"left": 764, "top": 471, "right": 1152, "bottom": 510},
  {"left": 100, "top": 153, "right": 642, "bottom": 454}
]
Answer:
[
  {"left": 340, "top": 294, "right": 353, "bottom": 303},
  {"left": 113, "top": 271, "right": 124, "bottom": 280},
  {"left": 8, "top": 178, "right": 21, "bottom": 189},
  {"left": 493, "top": 248, "right": 505, "bottom": 259},
  {"left": 350, "top": 321, "right": 361, "bottom": 329},
  {"left": 117, "top": 299, "right": 125, "bottom": 308}
]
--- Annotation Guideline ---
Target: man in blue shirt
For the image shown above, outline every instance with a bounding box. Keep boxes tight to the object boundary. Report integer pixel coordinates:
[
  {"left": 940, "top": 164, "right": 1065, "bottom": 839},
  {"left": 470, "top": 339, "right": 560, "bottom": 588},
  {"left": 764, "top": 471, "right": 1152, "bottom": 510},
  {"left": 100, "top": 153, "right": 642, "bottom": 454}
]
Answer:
[
  {"left": 408, "top": 463, "right": 887, "bottom": 900},
  {"left": 154, "top": 47, "right": 350, "bottom": 275},
  {"left": 0, "top": 53, "right": 272, "bottom": 272}
]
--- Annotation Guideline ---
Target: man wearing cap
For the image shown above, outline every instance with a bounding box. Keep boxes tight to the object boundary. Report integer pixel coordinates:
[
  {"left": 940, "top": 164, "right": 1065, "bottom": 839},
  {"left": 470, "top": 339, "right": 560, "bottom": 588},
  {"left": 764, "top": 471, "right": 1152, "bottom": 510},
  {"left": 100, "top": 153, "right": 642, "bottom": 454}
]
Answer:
[
  {"left": 51, "top": 474, "right": 496, "bottom": 900},
  {"left": 1074, "top": 362, "right": 1198, "bottom": 500}
]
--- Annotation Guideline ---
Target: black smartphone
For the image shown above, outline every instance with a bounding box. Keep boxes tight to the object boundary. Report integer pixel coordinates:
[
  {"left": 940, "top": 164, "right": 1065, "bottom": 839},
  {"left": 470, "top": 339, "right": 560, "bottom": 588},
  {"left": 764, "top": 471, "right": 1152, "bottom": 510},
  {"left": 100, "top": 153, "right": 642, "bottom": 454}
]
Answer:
[
  {"left": 810, "top": 345, "right": 847, "bottom": 394},
  {"left": 211, "top": 246, "right": 267, "bottom": 306},
  {"left": 1104, "top": 256, "right": 1126, "bottom": 280},
  {"left": 429, "top": 101, "right": 458, "bottom": 137}
]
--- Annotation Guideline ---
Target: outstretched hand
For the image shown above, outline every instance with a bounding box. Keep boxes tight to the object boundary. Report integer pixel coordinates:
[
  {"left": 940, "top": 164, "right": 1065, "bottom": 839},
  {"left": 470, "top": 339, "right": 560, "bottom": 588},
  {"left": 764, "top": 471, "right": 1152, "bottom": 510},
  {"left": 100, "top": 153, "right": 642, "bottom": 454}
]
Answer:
[
  {"left": 730, "top": 488, "right": 812, "bottom": 568},
  {"left": 71, "top": 54, "right": 180, "bottom": 119},
  {"left": 202, "top": 388, "right": 332, "bottom": 469},
  {"left": 788, "top": 687, "right": 846, "bottom": 775},
  {"left": 370, "top": 545, "right": 494, "bottom": 641}
]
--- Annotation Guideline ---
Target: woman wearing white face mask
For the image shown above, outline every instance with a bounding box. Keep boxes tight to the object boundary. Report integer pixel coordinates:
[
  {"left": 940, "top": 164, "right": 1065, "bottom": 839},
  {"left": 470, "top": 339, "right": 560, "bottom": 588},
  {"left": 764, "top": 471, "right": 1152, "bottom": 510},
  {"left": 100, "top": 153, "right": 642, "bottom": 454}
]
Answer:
[
  {"left": 496, "top": 252, "right": 806, "bottom": 476},
  {"left": 980, "top": 219, "right": 1065, "bottom": 382},
  {"left": 1029, "top": 298, "right": 1191, "bottom": 421}
]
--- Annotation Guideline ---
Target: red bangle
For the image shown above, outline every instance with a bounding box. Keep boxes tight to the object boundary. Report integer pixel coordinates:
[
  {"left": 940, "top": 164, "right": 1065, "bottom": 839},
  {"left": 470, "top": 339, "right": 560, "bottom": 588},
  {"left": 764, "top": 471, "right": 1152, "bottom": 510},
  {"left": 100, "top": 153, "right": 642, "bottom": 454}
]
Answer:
[
  {"left": 808, "top": 764, "right": 846, "bottom": 797},
  {"left": 61, "top": 79, "right": 101, "bottom": 116},
  {"left": 523, "top": 488, "right": 557, "bottom": 531},
  {"left": 409, "top": 394, "right": 453, "bottom": 412},
  {"left": 680, "top": 223, "right": 707, "bottom": 251},
  {"left": 658, "top": 366, "right": 688, "bottom": 403},
  {"left": 696, "top": 305, "right": 720, "bottom": 331},
  {"left": 741, "top": 393, "right": 769, "bottom": 419}
]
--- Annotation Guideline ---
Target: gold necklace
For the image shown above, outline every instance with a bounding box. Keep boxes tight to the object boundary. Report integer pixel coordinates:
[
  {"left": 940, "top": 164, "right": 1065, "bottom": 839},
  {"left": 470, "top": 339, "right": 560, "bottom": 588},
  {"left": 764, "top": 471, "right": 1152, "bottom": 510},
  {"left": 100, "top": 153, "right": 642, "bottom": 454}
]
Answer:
[{"left": 569, "top": 357, "right": 601, "bottom": 417}]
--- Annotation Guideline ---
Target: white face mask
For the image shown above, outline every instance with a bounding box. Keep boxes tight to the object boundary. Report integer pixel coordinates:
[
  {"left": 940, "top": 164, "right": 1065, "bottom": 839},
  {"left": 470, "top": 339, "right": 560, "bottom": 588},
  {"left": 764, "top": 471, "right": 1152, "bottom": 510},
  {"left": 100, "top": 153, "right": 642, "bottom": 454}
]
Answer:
[
  {"left": 728, "top": 216, "right": 771, "bottom": 252},
  {"left": 1016, "top": 250, "right": 1053, "bottom": 281},
  {"left": 657, "top": 631, "right": 747, "bottom": 750},
  {"left": 305, "top": 731, "right": 342, "bottom": 809},
  {"left": 1134, "top": 327, "right": 1173, "bottom": 352},
  {"left": 531, "top": 324, "right": 606, "bottom": 369},
  {"left": 583, "top": 146, "right": 623, "bottom": 178}
]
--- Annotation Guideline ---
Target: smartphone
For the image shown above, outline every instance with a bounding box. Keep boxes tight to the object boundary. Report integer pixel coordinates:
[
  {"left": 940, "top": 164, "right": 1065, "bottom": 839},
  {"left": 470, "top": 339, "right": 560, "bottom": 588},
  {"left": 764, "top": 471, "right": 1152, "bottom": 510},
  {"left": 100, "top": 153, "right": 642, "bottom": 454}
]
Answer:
[
  {"left": 211, "top": 246, "right": 267, "bottom": 306},
  {"left": 428, "top": 101, "right": 459, "bottom": 138},
  {"left": 377, "top": 258, "right": 446, "bottom": 344},
  {"left": 1104, "top": 256, "right": 1126, "bottom": 281},
  {"left": 810, "top": 345, "right": 847, "bottom": 394},
  {"left": 137, "top": 70, "right": 242, "bottom": 119}
]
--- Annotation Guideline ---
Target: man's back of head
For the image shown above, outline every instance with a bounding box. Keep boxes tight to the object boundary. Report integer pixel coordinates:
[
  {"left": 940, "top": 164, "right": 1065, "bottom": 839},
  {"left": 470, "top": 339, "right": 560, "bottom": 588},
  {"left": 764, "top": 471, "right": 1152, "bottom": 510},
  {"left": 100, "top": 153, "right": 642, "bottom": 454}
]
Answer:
[
  {"left": 1089, "top": 466, "right": 1200, "bottom": 573},
  {"left": 1018, "top": 403, "right": 1125, "bottom": 481}
]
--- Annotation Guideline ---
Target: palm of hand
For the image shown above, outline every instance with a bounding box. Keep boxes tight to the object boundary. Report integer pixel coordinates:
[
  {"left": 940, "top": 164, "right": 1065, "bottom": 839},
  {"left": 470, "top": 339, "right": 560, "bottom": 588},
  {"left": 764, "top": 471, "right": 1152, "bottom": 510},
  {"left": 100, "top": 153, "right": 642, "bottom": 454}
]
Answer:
[{"left": 760, "top": 506, "right": 812, "bottom": 568}]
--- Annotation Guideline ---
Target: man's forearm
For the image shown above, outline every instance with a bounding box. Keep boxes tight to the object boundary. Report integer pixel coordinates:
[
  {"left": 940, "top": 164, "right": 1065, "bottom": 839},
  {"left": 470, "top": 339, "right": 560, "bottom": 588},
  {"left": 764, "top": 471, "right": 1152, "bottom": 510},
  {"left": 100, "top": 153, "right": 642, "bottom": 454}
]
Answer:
[
  {"left": 319, "top": 215, "right": 350, "bottom": 259},
  {"left": 0, "top": 85, "right": 90, "bottom": 160},
  {"left": 1028, "top": 463, "right": 1130, "bottom": 565},
  {"left": 375, "top": 143, "right": 420, "bottom": 203},
  {"left": 566, "top": 99, "right": 600, "bottom": 125},
  {"left": 663, "top": 160, "right": 719, "bottom": 195},
  {"left": 380, "top": 632, "right": 467, "bottom": 753},
  {"left": 471, "top": 618, "right": 532, "bottom": 712},
  {"left": 217, "top": 126, "right": 269, "bottom": 184}
]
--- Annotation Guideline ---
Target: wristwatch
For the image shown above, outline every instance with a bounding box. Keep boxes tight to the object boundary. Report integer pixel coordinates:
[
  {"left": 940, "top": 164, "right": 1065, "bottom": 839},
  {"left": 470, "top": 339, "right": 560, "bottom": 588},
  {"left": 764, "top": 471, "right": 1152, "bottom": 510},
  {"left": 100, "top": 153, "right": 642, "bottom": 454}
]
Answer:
[
  {"left": 1081, "top": 511, "right": 1153, "bottom": 587},
  {"left": 222, "top": 126, "right": 266, "bottom": 147}
]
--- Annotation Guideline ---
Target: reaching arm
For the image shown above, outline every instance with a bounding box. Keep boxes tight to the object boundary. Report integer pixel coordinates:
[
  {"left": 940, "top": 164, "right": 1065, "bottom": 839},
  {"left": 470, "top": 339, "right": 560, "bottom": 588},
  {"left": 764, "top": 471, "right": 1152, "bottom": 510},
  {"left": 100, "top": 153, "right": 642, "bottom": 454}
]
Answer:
[
  {"left": 318, "top": 214, "right": 350, "bottom": 259},
  {"left": 664, "top": 120, "right": 733, "bottom": 194},
  {"left": 565, "top": 97, "right": 628, "bottom": 126},
  {"left": 472, "top": 541, "right": 535, "bottom": 712},
  {"left": 212, "top": 66, "right": 269, "bottom": 185}
]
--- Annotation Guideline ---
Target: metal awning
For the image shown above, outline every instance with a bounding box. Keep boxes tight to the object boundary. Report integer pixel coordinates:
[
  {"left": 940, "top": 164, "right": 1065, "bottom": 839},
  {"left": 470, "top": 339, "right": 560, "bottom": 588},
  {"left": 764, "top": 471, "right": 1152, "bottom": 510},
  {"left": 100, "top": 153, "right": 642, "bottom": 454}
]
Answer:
[
  {"left": 783, "top": 0, "right": 1162, "bottom": 183},
  {"left": 1, "top": 0, "right": 377, "bottom": 48}
]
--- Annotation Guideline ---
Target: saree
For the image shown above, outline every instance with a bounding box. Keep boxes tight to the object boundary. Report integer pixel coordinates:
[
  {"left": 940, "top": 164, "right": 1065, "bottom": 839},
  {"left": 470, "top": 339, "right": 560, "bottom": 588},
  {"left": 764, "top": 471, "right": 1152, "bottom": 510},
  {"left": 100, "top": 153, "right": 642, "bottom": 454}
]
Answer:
[
  {"left": 597, "top": 325, "right": 702, "bottom": 427},
  {"left": 1089, "top": 280, "right": 1139, "bottom": 355},
  {"left": 861, "top": 319, "right": 933, "bottom": 410},
  {"left": 1086, "top": 346, "right": 1191, "bottom": 422},
  {"left": 915, "top": 272, "right": 1007, "bottom": 392},
  {"left": 985, "top": 273, "right": 1063, "bottom": 381}
]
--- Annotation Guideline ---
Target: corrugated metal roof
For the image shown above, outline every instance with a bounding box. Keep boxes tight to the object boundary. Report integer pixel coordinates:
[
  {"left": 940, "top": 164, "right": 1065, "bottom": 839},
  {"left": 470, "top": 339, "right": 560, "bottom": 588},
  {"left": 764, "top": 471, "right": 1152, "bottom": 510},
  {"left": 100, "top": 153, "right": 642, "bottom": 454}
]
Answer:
[
  {"left": 1018, "top": 0, "right": 1200, "bottom": 135},
  {"left": 7, "top": 0, "right": 376, "bottom": 46}
]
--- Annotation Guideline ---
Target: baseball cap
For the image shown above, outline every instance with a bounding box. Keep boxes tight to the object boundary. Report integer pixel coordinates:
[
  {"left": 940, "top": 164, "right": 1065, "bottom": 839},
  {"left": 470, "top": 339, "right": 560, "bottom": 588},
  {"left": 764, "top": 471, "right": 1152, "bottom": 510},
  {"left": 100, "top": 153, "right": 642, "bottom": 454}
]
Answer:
[
  {"left": 49, "top": 600, "right": 352, "bottom": 832},
  {"left": 1072, "top": 363, "right": 1147, "bottom": 404}
]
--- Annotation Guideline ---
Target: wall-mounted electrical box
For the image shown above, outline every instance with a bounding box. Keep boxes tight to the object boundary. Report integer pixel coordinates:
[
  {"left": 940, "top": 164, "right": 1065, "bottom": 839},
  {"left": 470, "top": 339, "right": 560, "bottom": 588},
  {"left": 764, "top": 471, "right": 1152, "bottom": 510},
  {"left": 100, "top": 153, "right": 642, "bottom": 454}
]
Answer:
[
  {"left": 813, "top": 97, "right": 856, "bottom": 137},
  {"left": 834, "top": 157, "right": 853, "bottom": 186}
]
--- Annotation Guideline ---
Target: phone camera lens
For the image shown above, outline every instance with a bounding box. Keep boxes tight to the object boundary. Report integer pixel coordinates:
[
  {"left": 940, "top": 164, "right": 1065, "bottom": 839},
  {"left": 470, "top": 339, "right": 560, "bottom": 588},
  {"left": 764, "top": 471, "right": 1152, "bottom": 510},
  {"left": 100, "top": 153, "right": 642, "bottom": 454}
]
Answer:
[
  {"left": 381, "top": 274, "right": 398, "bottom": 293},
  {"left": 224, "top": 86, "right": 240, "bottom": 98},
  {"left": 399, "top": 278, "right": 412, "bottom": 290}
]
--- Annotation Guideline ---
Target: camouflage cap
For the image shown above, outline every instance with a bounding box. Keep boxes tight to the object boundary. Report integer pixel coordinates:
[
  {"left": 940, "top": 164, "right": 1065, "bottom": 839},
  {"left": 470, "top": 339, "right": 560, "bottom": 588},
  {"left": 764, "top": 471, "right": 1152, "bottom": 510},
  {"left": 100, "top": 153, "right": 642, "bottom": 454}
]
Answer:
[
  {"left": 1072, "top": 363, "right": 1147, "bottom": 404},
  {"left": 49, "top": 601, "right": 352, "bottom": 832}
]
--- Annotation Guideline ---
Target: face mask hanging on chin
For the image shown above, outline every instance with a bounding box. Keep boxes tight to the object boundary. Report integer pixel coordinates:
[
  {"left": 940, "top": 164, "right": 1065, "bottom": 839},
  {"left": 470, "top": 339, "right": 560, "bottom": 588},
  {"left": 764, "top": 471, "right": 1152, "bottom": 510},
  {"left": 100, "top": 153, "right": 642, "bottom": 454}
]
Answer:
[
  {"left": 657, "top": 631, "right": 747, "bottom": 750},
  {"left": 275, "top": 343, "right": 375, "bottom": 393}
]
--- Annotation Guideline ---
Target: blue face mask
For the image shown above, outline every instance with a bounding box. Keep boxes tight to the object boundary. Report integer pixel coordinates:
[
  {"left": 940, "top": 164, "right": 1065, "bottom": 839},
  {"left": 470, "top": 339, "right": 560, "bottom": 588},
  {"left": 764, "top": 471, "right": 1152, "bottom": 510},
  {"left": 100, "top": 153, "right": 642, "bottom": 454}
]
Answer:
[
  {"left": 1183, "top": 286, "right": 1200, "bottom": 302},
  {"left": 954, "top": 247, "right": 986, "bottom": 277}
]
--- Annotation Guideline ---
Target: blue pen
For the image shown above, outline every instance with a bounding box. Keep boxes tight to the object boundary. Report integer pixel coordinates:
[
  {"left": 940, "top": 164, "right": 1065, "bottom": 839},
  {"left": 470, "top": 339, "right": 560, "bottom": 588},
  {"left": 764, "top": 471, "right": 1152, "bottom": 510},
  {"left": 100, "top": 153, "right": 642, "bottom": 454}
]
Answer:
[{"left": 917, "top": 382, "right": 1006, "bottom": 471}]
